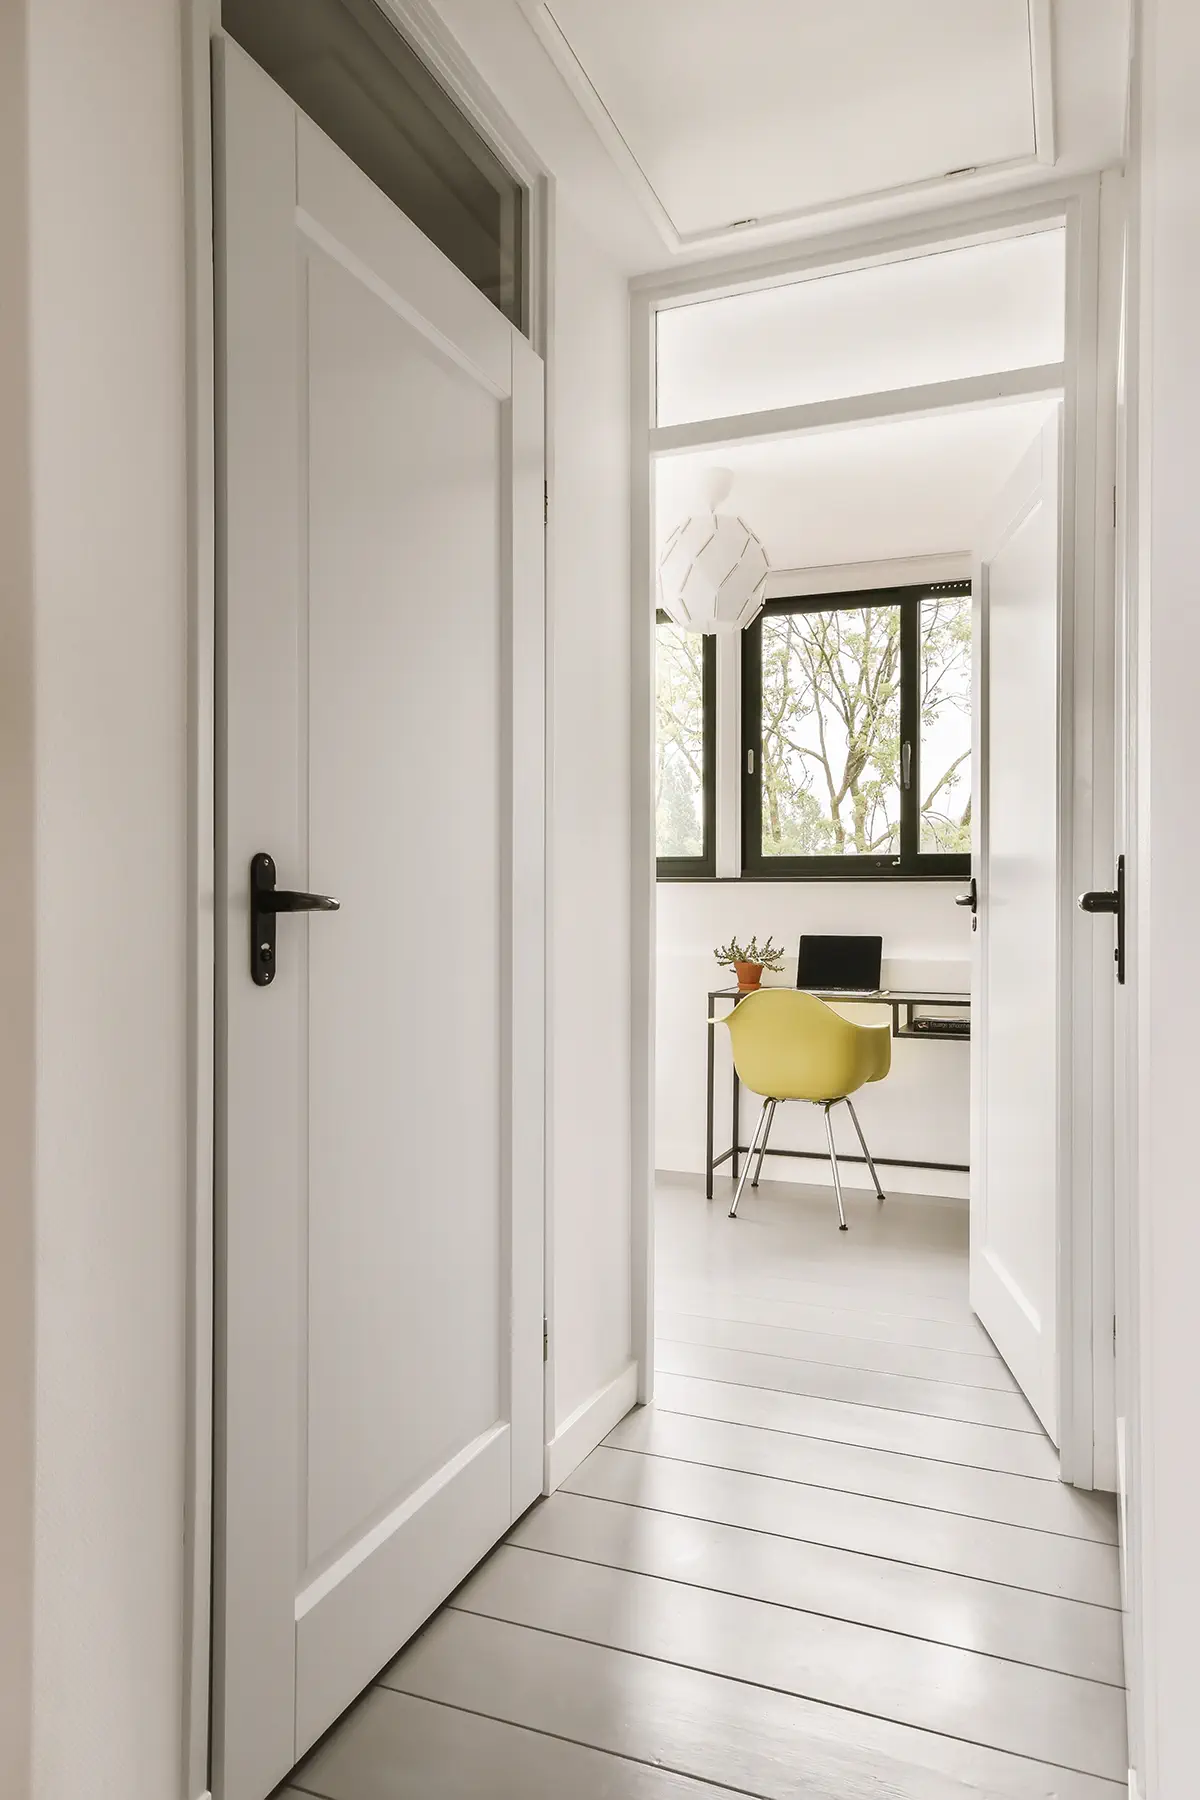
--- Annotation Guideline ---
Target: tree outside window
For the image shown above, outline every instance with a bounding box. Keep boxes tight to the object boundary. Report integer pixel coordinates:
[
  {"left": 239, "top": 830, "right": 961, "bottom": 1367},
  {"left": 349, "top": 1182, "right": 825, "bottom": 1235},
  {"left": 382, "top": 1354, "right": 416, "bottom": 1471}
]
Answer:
[{"left": 746, "top": 585, "right": 971, "bottom": 876}]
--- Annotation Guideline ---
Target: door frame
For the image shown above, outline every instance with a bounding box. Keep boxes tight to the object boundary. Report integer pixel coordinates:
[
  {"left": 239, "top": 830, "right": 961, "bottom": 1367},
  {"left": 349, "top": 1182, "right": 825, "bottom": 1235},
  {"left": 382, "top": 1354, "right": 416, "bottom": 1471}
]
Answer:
[
  {"left": 629, "top": 176, "right": 1120, "bottom": 1487},
  {"left": 180, "top": 6, "right": 553, "bottom": 1796}
]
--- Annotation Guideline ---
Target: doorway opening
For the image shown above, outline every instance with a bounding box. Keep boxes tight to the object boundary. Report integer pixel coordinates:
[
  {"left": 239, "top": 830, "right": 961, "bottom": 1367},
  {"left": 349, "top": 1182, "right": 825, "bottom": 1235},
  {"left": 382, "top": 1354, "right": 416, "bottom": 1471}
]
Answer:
[{"left": 630, "top": 199, "right": 1127, "bottom": 1783}]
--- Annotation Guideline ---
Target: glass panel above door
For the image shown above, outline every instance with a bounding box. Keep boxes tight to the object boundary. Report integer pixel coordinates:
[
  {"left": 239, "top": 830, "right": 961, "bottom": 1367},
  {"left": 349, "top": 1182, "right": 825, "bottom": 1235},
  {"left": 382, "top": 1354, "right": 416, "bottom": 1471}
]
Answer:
[{"left": 223, "top": 0, "right": 526, "bottom": 329}]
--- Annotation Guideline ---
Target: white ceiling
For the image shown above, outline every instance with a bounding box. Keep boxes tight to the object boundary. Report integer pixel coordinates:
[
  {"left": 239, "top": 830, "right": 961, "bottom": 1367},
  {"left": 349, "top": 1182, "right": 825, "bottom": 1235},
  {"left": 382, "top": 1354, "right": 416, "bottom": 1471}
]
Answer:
[
  {"left": 655, "top": 401, "right": 1058, "bottom": 572},
  {"left": 531, "top": 0, "right": 1042, "bottom": 243},
  {"left": 430, "top": 0, "right": 1132, "bottom": 270}
]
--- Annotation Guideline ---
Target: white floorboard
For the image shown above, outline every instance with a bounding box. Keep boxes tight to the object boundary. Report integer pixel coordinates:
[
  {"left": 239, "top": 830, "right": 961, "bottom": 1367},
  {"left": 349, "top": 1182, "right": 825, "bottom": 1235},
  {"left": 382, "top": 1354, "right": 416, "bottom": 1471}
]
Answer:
[
  {"left": 510, "top": 1488, "right": 1123, "bottom": 1682},
  {"left": 562, "top": 1446, "right": 1120, "bottom": 1605},
  {"left": 452, "top": 1546, "right": 1125, "bottom": 1778},
  {"left": 608, "top": 1405, "right": 1118, "bottom": 1542},
  {"left": 283, "top": 1174, "right": 1126, "bottom": 1799},
  {"left": 656, "top": 1339, "right": 1042, "bottom": 1431},
  {"left": 655, "top": 1369, "right": 1062, "bottom": 1477},
  {"left": 383, "top": 1609, "right": 1125, "bottom": 1800},
  {"left": 289, "top": 1686, "right": 737, "bottom": 1798},
  {"left": 658, "top": 1308, "right": 1021, "bottom": 1390}
]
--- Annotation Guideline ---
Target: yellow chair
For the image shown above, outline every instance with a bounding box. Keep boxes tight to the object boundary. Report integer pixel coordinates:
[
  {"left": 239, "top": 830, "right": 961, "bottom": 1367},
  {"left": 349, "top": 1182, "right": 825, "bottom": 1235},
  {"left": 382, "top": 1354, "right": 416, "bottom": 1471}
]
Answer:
[{"left": 716, "top": 988, "right": 892, "bottom": 1228}]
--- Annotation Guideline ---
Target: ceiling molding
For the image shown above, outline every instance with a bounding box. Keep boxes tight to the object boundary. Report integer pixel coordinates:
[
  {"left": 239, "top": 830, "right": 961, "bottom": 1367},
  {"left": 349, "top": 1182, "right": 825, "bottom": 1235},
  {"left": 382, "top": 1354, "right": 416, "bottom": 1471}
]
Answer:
[{"left": 517, "top": 0, "right": 1058, "bottom": 256}]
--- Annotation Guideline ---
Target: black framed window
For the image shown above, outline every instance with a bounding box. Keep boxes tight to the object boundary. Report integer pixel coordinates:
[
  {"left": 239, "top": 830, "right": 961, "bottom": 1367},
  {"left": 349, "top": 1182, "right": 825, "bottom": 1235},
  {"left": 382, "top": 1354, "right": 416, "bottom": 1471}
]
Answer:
[
  {"left": 656, "top": 613, "right": 716, "bottom": 877},
  {"left": 741, "top": 583, "right": 971, "bottom": 879}
]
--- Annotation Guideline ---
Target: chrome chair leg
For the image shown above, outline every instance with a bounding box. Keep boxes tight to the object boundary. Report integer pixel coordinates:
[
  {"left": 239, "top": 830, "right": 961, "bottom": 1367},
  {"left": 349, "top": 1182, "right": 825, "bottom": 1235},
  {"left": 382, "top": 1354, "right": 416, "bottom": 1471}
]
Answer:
[
  {"left": 844, "top": 1095, "right": 885, "bottom": 1201},
  {"left": 823, "top": 1102, "right": 848, "bottom": 1231},
  {"left": 751, "top": 1098, "right": 777, "bottom": 1188},
  {"left": 730, "top": 1100, "right": 771, "bottom": 1219}
]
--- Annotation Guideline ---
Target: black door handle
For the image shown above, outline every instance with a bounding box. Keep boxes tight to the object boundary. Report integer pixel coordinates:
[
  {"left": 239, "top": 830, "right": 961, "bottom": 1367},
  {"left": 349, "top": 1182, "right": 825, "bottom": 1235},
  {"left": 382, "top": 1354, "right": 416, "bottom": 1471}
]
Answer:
[
  {"left": 250, "top": 851, "right": 340, "bottom": 986},
  {"left": 955, "top": 877, "right": 977, "bottom": 928},
  {"left": 1078, "top": 854, "right": 1125, "bottom": 985}
]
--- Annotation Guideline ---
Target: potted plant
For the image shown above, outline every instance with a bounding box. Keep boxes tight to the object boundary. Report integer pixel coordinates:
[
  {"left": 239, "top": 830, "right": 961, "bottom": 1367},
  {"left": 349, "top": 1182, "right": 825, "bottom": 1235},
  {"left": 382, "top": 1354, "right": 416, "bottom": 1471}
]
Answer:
[{"left": 714, "top": 935, "right": 786, "bottom": 992}]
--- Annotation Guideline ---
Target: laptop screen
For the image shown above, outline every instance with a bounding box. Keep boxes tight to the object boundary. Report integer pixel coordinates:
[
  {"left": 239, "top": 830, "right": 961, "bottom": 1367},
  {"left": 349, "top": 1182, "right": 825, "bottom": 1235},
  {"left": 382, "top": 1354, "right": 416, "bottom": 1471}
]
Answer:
[{"left": 796, "top": 935, "right": 883, "bottom": 992}]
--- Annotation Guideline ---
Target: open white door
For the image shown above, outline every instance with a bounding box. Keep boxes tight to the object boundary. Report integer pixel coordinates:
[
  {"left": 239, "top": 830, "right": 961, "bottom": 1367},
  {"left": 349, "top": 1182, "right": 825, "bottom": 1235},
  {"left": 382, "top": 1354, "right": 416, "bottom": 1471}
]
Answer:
[
  {"left": 970, "top": 409, "right": 1062, "bottom": 1443},
  {"left": 212, "top": 40, "right": 545, "bottom": 1800}
]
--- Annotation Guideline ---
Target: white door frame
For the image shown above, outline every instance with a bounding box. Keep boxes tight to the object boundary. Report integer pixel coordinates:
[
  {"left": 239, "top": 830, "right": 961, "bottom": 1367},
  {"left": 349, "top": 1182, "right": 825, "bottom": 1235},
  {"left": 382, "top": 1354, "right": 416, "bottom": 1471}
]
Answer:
[
  {"left": 630, "top": 176, "right": 1118, "bottom": 1488},
  {"left": 180, "top": 6, "right": 553, "bottom": 1796}
]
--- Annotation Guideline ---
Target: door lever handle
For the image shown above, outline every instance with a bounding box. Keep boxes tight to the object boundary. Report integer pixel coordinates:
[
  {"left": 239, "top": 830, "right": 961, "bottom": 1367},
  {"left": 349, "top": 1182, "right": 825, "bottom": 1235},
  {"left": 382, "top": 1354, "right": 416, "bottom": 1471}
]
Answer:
[
  {"left": 954, "top": 876, "right": 978, "bottom": 930},
  {"left": 250, "top": 851, "right": 340, "bottom": 986},
  {"left": 261, "top": 888, "right": 341, "bottom": 913},
  {"left": 1077, "top": 854, "right": 1126, "bottom": 985}
]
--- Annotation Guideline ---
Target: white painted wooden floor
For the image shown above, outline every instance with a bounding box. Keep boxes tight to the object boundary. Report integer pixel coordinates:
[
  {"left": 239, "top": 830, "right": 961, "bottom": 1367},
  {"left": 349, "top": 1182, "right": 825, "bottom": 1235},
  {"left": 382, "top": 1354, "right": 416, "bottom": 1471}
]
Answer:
[{"left": 285, "top": 1171, "right": 1126, "bottom": 1800}]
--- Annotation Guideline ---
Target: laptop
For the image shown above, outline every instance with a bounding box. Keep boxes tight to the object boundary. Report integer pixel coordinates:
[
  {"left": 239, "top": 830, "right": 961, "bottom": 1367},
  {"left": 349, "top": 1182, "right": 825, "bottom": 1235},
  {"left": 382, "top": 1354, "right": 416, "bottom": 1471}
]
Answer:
[{"left": 796, "top": 934, "right": 883, "bottom": 995}]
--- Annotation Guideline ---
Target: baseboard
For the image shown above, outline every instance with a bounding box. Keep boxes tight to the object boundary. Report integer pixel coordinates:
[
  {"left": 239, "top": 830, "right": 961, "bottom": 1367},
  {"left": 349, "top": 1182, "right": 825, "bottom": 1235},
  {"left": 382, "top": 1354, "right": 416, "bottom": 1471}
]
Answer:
[{"left": 544, "top": 1360, "right": 638, "bottom": 1492}]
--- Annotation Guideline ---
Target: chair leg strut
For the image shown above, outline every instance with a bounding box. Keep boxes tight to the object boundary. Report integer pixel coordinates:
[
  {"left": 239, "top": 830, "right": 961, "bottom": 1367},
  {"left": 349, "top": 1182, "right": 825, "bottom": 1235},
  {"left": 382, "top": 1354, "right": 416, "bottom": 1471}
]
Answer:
[
  {"left": 823, "top": 1102, "right": 849, "bottom": 1231},
  {"left": 844, "top": 1095, "right": 885, "bottom": 1201},
  {"left": 752, "top": 1098, "right": 777, "bottom": 1188},
  {"left": 730, "top": 1099, "right": 771, "bottom": 1219}
]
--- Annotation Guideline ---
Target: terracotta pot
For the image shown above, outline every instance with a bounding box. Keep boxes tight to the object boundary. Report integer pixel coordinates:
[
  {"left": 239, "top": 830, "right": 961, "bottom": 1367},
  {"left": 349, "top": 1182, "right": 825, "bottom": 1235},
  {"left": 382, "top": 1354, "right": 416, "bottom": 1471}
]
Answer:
[{"left": 733, "top": 961, "right": 764, "bottom": 992}]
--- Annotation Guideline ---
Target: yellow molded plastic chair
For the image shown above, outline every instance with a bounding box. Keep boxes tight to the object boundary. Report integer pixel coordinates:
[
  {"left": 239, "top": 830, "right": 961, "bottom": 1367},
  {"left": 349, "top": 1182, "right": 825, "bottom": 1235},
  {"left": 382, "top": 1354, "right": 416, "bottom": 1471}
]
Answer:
[{"left": 715, "top": 988, "right": 892, "bottom": 1229}]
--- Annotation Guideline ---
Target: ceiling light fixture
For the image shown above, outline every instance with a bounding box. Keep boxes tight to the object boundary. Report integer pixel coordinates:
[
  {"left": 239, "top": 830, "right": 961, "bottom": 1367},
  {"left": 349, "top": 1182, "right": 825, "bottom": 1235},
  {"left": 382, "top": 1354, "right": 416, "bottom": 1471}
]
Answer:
[{"left": 657, "top": 468, "right": 770, "bottom": 634}]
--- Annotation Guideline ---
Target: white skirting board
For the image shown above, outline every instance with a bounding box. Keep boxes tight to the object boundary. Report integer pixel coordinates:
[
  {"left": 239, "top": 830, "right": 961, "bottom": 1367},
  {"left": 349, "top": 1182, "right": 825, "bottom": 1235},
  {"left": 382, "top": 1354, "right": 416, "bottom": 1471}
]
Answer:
[{"left": 544, "top": 1361, "right": 639, "bottom": 1493}]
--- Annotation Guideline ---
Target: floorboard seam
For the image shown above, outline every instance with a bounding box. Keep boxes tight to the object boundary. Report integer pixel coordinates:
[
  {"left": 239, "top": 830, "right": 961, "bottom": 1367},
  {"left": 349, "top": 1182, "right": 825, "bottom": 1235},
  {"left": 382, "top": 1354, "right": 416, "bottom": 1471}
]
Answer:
[
  {"left": 443, "top": 1601, "right": 1126, "bottom": 1786},
  {"left": 658, "top": 1307, "right": 1005, "bottom": 1360},
  {"left": 594, "top": 1442, "right": 1119, "bottom": 1545},
  {"left": 659, "top": 1320, "right": 1014, "bottom": 1379},
  {"left": 643, "top": 1402, "right": 1065, "bottom": 1483},
  {"left": 652, "top": 1364, "right": 1046, "bottom": 1434},
  {"left": 367, "top": 1683, "right": 782, "bottom": 1800},
  {"left": 501, "top": 1538, "right": 1125, "bottom": 1684}
]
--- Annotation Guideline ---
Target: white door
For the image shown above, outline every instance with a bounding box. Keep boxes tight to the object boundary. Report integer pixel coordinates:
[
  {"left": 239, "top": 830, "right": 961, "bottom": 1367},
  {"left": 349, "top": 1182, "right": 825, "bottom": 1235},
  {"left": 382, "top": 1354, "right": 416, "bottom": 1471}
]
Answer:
[
  {"left": 970, "top": 409, "right": 1062, "bottom": 1442},
  {"left": 212, "top": 41, "right": 545, "bottom": 1800}
]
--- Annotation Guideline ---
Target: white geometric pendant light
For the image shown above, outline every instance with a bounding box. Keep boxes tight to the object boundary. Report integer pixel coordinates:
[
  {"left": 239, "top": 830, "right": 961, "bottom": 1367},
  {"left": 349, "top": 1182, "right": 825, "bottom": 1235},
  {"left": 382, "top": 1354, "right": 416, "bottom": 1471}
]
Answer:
[{"left": 657, "top": 467, "right": 769, "bottom": 634}]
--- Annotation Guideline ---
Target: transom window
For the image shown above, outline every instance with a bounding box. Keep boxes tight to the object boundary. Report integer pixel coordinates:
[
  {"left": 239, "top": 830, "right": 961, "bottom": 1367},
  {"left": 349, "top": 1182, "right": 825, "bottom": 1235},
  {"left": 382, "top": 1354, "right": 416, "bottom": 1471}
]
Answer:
[{"left": 741, "top": 583, "right": 971, "bottom": 879}]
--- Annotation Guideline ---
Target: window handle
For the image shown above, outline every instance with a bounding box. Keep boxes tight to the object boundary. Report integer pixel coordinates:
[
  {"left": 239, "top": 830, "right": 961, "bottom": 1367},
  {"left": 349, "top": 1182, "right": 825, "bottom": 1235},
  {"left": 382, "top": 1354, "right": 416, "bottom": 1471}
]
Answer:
[
  {"left": 901, "top": 741, "right": 912, "bottom": 790},
  {"left": 746, "top": 748, "right": 755, "bottom": 775}
]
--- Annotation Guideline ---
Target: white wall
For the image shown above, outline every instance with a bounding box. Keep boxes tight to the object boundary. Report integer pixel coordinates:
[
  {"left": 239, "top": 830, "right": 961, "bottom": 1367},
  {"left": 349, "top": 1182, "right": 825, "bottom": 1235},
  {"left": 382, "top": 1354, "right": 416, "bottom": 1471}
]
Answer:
[
  {"left": 657, "top": 881, "right": 971, "bottom": 1200},
  {"left": 0, "top": 0, "right": 36, "bottom": 1792},
  {"left": 1129, "top": 0, "right": 1200, "bottom": 1791},
  {"left": 547, "top": 194, "right": 635, "bottom": 1443},
  {"left": 0, "top": 3, "right": 189, "bottom": 1797}
]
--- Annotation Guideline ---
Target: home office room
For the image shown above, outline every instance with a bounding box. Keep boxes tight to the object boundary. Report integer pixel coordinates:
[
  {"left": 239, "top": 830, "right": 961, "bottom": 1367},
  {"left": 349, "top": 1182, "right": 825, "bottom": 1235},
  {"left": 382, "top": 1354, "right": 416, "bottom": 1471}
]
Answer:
[{"left": 612, "top": 212, "right": 1128, "bottom": 1783}]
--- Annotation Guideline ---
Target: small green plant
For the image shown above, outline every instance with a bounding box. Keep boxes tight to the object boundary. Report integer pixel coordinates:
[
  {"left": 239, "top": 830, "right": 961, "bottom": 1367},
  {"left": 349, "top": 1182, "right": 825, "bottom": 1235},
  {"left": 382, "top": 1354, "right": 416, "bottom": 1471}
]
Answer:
[{"left": 713, "top": 935, "right": 785, "bottom": 972}]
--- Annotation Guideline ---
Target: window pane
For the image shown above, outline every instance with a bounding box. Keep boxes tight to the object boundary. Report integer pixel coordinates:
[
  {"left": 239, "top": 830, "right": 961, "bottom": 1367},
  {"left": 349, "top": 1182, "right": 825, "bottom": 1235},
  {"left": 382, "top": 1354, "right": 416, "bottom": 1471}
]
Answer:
[
  {"left": 656, "top": 622, "right": 706, "bottom": 859},
  {"left": 223, "top": 0, "right": 525, "bottom": 328},
  {"left": 920, "top": 589, "right": 973, "bottom": 853},
  {"left": 656, "top": 231, "right": 1065, "bottom": 428},
  {"left": 760, "top": 606, "right": 901, "bottom": 859}
]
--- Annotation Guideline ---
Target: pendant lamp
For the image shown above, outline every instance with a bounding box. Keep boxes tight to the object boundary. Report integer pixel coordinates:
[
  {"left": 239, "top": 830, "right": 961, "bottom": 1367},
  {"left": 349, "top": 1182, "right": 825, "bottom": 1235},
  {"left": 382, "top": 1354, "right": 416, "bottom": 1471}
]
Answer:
[{"left": 657, "top": 468, "right": 769, "bottom": 634}]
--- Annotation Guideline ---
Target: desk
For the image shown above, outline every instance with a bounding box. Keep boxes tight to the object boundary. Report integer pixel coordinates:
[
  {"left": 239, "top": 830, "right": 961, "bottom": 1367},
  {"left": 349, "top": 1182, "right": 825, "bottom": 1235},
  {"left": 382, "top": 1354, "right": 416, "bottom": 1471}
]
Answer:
[{"left": 705, "top": 985, "right": 971, "bottom": 1200}]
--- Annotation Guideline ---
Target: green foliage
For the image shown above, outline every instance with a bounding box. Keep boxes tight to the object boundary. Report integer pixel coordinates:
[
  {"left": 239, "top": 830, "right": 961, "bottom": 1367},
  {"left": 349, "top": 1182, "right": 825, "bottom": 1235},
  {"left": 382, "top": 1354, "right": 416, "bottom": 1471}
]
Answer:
[
  {"left": 714, "top": 934, "right": 785, "bottom": 972},
  {"left": 759, "top": 592, "right": 971, "bottom": 861},
  {"left": 655, "top": 621, "right": 705, "bottom": 858}
]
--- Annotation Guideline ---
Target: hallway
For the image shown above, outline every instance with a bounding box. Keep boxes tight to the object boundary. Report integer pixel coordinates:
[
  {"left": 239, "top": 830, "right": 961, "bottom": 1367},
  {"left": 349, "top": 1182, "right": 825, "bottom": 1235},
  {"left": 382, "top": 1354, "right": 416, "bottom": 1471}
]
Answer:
[{"left": 286, "top": 1174, "right": 1126, "bottom": 1800}]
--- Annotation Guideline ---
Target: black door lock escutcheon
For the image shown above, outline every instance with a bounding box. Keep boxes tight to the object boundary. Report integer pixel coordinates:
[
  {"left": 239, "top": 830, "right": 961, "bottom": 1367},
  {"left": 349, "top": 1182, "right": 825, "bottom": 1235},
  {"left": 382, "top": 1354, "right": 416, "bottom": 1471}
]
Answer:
[{"left": 250, "top": 852, "right": 340, "bottom": 986}]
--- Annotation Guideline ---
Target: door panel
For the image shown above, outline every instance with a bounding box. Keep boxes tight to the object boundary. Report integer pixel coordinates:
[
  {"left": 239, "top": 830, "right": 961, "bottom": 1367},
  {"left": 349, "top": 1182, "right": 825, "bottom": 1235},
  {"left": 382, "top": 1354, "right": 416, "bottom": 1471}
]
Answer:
[
  {"left": 304, "top": 247, "right": 504, "bottom": 1569},
  {"left": 971, "top": 411, "right": 1061, "bottom": 1443},
  {"left": 213, "top": 39, "right": 544, "bottom": 1800}
]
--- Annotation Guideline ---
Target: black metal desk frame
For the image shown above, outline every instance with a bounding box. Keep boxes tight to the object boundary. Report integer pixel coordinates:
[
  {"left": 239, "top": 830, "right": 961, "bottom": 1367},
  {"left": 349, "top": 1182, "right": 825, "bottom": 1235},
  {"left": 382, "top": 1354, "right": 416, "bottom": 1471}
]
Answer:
[{"left": 705, "top": 986, "right": 971, "bottom": 1200}]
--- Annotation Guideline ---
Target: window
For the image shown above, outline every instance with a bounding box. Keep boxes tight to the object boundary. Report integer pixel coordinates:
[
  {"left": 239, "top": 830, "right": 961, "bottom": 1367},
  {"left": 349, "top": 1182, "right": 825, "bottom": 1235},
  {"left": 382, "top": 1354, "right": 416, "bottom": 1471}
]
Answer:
[
  {"left": 741, "top": 583, "right": 971, "bottom": 878},
  {"left": 656, "top": 614, "right": 715, "bottom": 876},
  {"left": 223, "top": 0, "right": 526, "bottom": 328}
]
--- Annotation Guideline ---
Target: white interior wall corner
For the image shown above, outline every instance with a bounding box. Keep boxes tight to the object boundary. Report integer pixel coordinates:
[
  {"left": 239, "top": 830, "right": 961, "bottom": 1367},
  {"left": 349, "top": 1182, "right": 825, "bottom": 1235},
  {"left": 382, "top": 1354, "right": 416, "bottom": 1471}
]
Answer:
[
  {"left": 24, "top": 2, "right": 190, "bottom": 1796},
  {"left": 0, "top": 0, "right": 36, "bottom": 1793},
  {"left": 548, "top": 194, "right": 635, "bottom": 1432}
]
